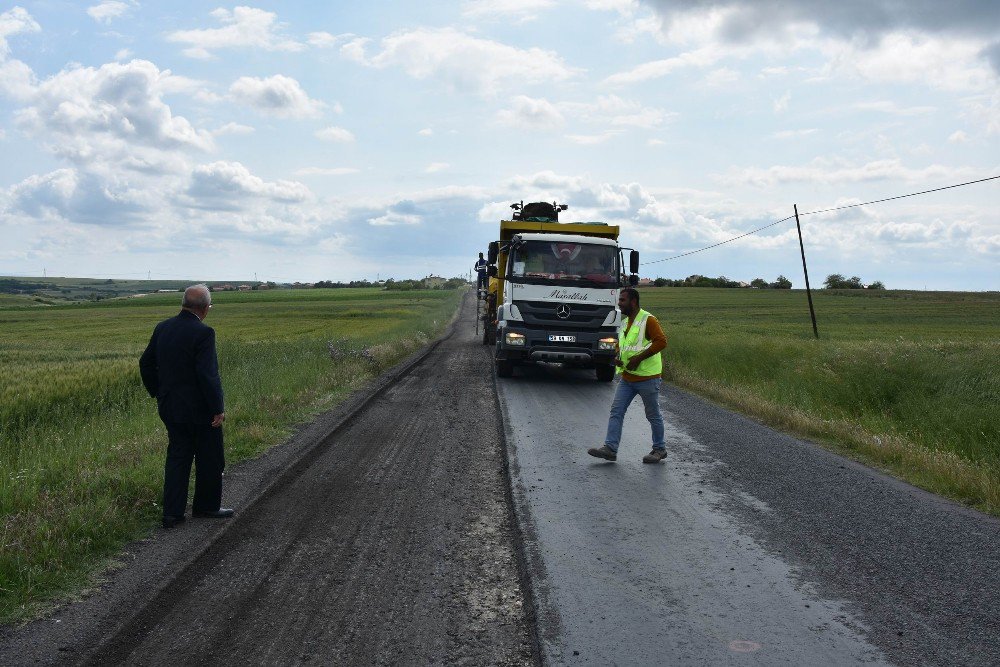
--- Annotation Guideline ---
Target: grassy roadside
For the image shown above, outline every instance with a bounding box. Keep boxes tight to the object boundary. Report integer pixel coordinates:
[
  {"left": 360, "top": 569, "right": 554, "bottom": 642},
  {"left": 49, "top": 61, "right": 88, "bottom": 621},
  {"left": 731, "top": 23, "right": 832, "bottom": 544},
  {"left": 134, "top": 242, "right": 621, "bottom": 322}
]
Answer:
[
  {"left": 640, "top": 288, "right": 999, "bottom": 515},
  {"left": 0, "top": 288, "right": 463, "bottom": 624}
]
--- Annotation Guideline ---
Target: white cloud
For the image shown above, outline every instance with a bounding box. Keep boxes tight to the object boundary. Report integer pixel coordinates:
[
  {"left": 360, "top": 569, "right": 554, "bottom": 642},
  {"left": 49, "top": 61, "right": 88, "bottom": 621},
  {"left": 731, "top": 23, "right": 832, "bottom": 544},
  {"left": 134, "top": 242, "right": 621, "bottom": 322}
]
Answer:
[
  {"left": 315, "top": 126, "right": 355, "bottom": 142},
  {"left": 5, "top": 167, "right": 155, "bottom": 225},
  {"left": 187, "top": 161, "right": 311, "bottom": 204},
  {"left": 0, "top": 57, "right": 36, "bottom": 100},
  {"left": 167, "top": 7, "right": 304, "bottom": 59},
  {"left": 15, "top": 59, "right": 214, "bottom": 166},
  {"left": 961, "top": 91, "right": 1000, "bottom": 136},
  {"left": 563, "top": 94, "right": 674, "bottom": 128},
  {"left": 213, "top": 122, "right": 255, "bottom": 136},
  {"left": 424, "top": 162, "right": 449, "bottom": 173},
  {"left": 369, "top": 212, "right": 422, "bottom": 226},
  {"left": 339, "top": 36, "right": 370, "bottom": 63},
  {"left": 293, "top": 167, "right": 360, "bottom": 176},
  {"left": 418, "top": 127, "right": 434, "bottom": 136},
  {"left": 828, "top": 33, "right": 995, "bottom": 94},
  {"left": 0, "top": 7, "right": 40, "bottom": 58},
  {"left": 496, "top": 95, "right": 565, "bottom": 129},
  {"left": 114, "top": 48, "right": 133, "bottom": 61},
  {"left": 723, "top": 158, "right": 978, "bottom": 188},
  {"left": 853, "top": 100, "right": 936, "bottom": 116},
  {"left": 648, "top": 138, "right": 665, "bottom": 146},
  {"left": 349, "top": 27, "right": 577, "bottom": 97},
  {"left": 86, "top": 1, "right": 132, "bottom": 24},
  {"left": 773, "top": 90, "right": 791, "bottom": 113},
  {"left": 307, "top": 31, "right": 345, "bottom": 48},
  {"left": 229, "top": 75, "right": 324, "bottom": 118},
  {"left": 462, "top": 0, "right": 555, "bottom": 22},
  {"left": 565, "top": 131, "right": 621, "bottom": 145},
  {"left": 702, "top": 67, "right": 739, "bottom": 87},
  {"left": 948, "top": 130, "right": 970, "bottom": 143},
  {"left": 603, "top": 46, "right": 720, "bottom": 85},
  {"left": 496, "top": 94, "right": 673, "bottom": 134},
  {"left": 603, "top": 3, "right": 1000, "bottom": 142}
]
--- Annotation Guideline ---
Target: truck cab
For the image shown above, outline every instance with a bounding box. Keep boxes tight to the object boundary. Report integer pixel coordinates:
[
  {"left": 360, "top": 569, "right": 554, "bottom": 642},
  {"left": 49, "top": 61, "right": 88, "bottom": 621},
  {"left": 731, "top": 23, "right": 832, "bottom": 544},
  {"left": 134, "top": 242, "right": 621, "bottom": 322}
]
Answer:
[{"left": 484, "top": 201, "right": 638, "bottom": 381}]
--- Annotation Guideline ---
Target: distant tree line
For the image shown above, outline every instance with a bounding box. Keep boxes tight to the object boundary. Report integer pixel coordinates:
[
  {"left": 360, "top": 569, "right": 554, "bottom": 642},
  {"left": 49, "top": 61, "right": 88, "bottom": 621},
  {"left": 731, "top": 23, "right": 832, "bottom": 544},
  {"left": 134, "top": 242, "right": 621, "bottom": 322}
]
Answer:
[
  {"left": 383, "top": 277, "right": 468, "bottom": 291},
  {"left": 313, "top": 279, "right": 379, "bottom": 288},
  {"left": 0, "top": 278, "right": 49, "bottom": 294},
  {"left": 651, "top": 274, "right": 792, "bottom": 289},
  {"left": 312, "top": 277, "right": 469, "bottom": 291},
  {"left": 823, "top": 274, "right": 885, "bottom": 290}
]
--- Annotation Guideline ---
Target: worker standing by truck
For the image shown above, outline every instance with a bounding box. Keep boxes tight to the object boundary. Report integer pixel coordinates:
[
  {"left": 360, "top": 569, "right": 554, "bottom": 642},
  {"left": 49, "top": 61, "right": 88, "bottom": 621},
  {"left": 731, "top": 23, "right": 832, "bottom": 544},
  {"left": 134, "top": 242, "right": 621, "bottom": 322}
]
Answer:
[
  {"left": 587, "top": 287, "right": 668, "bottom": 464},
  {"left": 475, "top": 252, "right": 489, "bottom": 294}
]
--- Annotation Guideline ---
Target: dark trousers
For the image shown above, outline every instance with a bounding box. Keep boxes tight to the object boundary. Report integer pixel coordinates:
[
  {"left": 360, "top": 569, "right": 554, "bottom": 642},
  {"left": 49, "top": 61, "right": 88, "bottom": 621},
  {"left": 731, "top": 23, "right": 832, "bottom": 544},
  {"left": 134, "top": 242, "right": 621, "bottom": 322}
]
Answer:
[
  {"left": 477, "top": 272, "right": 487, "bottom": 291},
  {"left": 162, "top": 421, "right": 224, "bottom": 517}
]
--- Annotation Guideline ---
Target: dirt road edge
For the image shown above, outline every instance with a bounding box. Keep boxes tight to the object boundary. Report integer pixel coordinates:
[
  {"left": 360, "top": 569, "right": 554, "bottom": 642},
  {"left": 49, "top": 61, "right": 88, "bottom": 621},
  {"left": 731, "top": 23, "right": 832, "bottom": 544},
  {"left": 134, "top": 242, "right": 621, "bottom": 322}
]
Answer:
[{"left": 0, "top": 292, "right": 468, "bottom": 666}]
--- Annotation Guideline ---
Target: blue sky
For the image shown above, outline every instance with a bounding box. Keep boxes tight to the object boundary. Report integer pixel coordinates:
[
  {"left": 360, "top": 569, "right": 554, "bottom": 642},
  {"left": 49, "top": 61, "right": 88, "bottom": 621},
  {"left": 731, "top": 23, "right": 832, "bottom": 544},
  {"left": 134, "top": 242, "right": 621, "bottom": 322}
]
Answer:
[{"left": 0, "top": 1, "right": 997, "bottom": 289}]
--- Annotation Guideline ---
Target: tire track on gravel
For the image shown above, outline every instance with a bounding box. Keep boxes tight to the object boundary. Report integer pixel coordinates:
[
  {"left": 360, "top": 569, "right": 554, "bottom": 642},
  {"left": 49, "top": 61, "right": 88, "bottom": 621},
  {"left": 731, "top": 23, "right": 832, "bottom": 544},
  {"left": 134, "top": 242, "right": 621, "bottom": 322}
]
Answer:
[{"left": 83, "top": 294, "right": 536, "bottom": 667}]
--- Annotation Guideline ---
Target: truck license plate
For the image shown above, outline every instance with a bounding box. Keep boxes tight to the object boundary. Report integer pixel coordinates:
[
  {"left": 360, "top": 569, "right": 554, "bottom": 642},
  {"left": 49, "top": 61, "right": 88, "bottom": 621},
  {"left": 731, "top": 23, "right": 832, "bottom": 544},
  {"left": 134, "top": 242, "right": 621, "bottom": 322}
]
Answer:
[{"left": 548, "top": 335, "right": 576, "bottom": 342}]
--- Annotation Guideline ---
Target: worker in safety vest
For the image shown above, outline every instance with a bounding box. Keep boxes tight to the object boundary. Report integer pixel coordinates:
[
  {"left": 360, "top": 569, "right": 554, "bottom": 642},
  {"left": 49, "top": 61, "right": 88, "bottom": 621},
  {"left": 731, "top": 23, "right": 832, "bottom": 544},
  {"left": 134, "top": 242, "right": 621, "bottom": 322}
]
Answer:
[
  {"left": 588, "top": 287, "right": 668, "bottom": 463},
  {"left": 475, "top": 252, "right": 489, "bottom": 293}
]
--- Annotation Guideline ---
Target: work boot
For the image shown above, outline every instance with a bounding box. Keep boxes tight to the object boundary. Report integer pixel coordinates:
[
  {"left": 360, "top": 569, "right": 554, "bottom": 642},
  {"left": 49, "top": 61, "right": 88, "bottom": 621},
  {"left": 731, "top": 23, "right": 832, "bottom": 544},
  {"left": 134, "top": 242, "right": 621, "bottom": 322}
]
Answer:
[
  {"left": 642, "top": 449, "right": 668, "bottom": 464},
  {"left": 587, "top": 445, "right": 617, "bottom": 462}
]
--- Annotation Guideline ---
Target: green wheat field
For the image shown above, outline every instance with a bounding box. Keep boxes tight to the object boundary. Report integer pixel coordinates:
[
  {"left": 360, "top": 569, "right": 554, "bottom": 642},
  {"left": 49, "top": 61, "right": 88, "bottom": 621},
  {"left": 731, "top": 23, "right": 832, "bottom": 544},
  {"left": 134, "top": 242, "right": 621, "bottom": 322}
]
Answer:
[
  {"left": 0, "top": 287, "right": 462, "bottom": 623},
  {"left": 1, "top": 284, "right": 998, "bottom": 625},
  {"left": 643, "top": 287, "right": 999, "bottom": 518}
]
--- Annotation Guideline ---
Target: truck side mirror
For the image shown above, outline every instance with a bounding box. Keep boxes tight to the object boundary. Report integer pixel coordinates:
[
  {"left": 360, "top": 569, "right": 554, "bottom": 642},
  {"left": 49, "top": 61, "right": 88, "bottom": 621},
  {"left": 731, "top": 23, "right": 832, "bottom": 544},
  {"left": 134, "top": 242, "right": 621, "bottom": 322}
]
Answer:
[
  {"left": 488, "top": 242, "right": 499, "bottom": 265},
  {"left": 629, "top": 250, "right": 639, "bottom": 274},
  {"left": 630, "top": 274, "right": 639, "bottom": 286},
  {"left": 488, "top": 265, "right": 497, "bottom": 278}
]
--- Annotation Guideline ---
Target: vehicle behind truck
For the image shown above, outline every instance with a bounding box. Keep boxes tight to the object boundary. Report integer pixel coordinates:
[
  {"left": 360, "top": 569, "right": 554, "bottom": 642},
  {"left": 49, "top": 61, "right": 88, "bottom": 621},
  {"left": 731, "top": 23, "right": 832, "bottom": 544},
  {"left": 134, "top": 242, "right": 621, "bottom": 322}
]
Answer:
[{"left": 482, "top": 201, "right": 639, "bottom": 380}]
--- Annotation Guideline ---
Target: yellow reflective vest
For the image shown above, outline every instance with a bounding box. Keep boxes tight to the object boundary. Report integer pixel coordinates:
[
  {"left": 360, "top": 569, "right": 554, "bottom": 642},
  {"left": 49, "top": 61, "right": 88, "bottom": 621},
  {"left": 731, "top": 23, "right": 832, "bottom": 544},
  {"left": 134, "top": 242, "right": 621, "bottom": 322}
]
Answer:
[{"left": 617, "top": 308, "right": 663, "bottom": 378}]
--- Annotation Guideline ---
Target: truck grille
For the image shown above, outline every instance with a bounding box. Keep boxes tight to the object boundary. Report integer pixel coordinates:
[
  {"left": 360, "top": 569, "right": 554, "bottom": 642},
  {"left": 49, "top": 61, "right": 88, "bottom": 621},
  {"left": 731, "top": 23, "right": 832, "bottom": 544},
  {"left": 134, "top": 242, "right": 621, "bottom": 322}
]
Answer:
[{"left": 516, "top": 301, "right": 613, "bottom": 329}]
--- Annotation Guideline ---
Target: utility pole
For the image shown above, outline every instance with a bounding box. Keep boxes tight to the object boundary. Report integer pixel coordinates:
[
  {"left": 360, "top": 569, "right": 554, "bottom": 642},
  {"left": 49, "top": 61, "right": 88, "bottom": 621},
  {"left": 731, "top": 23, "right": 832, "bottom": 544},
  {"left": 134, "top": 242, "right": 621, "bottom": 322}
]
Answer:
[{"left": 794, "top": 204, "right": 819, "bottom": 339}]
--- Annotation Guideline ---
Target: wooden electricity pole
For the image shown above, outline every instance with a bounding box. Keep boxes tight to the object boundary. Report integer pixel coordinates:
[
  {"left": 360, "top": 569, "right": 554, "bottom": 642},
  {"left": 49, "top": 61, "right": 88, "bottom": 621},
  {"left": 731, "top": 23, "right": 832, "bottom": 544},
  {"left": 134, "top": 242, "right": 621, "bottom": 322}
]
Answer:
[{"left": 794, "top": 204, "right": 819, "bottom": 339}]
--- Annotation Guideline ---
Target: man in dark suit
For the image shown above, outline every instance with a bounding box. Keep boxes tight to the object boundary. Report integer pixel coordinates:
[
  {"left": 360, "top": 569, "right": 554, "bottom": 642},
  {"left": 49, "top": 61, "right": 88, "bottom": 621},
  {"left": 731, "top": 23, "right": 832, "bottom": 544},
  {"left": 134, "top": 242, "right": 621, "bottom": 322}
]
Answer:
[{"left": 140, "top": 284, "right": 233, "bottom": 529}]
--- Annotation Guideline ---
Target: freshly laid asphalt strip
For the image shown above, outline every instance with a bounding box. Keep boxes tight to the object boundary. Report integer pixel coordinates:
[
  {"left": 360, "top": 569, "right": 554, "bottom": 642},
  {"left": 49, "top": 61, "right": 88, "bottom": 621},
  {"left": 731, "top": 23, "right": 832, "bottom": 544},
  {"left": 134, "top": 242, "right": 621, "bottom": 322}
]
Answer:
[
  {"left": 499, "top": 363, "right": 1000, "bottom": 666},
  {"left": 0, "top": 294, "right": 536, "bottom": 666}
]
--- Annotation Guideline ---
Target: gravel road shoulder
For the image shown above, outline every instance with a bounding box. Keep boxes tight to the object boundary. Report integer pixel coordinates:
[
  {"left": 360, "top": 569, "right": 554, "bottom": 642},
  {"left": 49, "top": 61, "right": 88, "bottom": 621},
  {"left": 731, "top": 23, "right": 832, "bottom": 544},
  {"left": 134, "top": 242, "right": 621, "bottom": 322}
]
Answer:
[{"left": 1, "top": 293, "right": 537, "bottom": 667}]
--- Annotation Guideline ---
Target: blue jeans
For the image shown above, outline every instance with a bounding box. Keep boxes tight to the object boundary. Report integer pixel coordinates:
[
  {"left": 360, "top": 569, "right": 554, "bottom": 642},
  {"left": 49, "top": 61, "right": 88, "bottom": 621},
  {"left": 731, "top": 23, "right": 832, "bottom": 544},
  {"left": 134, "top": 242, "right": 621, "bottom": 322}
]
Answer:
[{"left": 604, "top": 377, "right": 665, "bottom": 453}]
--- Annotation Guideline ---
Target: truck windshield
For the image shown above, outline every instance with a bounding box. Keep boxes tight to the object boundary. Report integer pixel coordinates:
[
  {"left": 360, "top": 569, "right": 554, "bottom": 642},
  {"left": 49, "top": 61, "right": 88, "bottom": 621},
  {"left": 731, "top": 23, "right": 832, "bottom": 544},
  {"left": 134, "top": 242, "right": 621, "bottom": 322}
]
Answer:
[{"left": 508, "top": 241, "right": 619, "bottom": 287}]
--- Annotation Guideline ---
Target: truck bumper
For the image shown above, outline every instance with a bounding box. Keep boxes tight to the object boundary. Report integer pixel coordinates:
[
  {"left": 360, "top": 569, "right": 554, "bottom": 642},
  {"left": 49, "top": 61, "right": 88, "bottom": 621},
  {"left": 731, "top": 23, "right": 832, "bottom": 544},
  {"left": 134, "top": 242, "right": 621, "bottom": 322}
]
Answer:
[{"left": 496, "top": 325, "right": 617, "bottom": 366}]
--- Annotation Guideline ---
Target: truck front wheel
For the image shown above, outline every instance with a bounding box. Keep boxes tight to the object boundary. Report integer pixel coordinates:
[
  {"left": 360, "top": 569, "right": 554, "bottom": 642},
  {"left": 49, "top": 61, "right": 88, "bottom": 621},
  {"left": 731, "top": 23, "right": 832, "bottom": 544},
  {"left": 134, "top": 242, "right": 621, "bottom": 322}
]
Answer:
[
  {"left": 496, "top": 359, "right": 514, "bottom": 378},
  {"left": 596, "top": 363, "right": 615, "bottom": 382}
]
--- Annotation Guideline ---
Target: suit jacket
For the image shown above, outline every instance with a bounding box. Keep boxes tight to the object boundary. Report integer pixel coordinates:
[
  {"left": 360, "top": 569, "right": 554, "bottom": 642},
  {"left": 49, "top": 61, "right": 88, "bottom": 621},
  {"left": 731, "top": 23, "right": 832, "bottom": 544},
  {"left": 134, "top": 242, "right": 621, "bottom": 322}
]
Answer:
[{"left": 139, "top": 310, "right": 224, "bottom": 425}]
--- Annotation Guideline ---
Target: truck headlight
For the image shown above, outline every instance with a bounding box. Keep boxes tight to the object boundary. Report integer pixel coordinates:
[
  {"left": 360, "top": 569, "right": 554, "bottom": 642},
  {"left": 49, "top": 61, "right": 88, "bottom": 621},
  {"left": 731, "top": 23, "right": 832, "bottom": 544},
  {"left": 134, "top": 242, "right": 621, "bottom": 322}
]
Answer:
[
  {"left": 505, "top": 332, "right": 526, "bottom": 346},
  {"left": 598, "top": 337, "right": 617, "bottom": 350}
]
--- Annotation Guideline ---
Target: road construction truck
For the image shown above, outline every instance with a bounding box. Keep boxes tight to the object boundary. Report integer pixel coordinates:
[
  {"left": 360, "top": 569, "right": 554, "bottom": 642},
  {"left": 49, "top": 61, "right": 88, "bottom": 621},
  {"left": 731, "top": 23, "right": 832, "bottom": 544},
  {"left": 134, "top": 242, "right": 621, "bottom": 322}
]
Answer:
[{"left": 482, "top": 201, "right": 639, "bottom": 381}]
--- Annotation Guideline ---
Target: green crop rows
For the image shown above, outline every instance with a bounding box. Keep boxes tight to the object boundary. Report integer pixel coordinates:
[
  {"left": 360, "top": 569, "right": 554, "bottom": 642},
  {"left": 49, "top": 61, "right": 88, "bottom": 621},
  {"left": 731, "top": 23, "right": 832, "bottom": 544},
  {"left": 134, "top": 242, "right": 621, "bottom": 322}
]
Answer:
[
  {"left": 0, "top": 288, "right": 462, "bottom": 624},
  {"left": 642, "top": 287, "right": 999, "bottom": 515}
]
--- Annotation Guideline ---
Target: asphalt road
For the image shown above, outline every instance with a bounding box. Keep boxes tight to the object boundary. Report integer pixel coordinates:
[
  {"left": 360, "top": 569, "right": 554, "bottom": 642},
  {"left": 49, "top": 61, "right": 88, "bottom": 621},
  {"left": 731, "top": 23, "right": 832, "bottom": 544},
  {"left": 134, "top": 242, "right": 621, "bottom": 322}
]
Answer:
[
  {"left": 5, "top": 296, "right": 999, "bottom": 667},
  {"left": 1, "top": 294, "right": 536, "bottom": 666},
  {"left": 498, "top": 362, "right": 1000, "bottom": 666}
]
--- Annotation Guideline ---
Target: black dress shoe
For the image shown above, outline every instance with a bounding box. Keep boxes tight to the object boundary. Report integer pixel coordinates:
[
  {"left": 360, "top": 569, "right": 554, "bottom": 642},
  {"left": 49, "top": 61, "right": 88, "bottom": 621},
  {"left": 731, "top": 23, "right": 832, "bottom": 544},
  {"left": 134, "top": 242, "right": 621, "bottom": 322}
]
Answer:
[
  {"left": 162, "top": 515, "right": 186, "bottom": 529},
  {"left": 192, "top": 508, "right": 235, "bottom": 518}
]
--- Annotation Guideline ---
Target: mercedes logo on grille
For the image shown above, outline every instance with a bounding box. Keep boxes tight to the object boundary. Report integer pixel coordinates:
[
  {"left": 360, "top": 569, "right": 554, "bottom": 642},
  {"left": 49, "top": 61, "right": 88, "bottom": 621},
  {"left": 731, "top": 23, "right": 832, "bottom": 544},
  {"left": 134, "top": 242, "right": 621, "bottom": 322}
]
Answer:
[{"left": 556, "top": 304, "right": 571, "bottom": 319}]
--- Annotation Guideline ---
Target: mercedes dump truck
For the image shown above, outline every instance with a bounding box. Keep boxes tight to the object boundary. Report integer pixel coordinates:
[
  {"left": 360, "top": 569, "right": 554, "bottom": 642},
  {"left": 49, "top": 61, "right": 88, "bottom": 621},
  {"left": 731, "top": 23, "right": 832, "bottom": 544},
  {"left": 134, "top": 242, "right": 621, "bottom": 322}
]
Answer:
[{"left": 482, "top": 201, "right": 639, "bottom": 381}]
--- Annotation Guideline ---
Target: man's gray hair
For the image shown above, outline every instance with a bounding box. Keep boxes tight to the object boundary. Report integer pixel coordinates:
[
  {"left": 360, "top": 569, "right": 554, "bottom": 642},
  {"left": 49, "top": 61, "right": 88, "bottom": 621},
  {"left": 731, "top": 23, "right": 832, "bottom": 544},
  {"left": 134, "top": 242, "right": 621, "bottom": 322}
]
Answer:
[{"left": 182, "top": 284, "right": 211, "bottom": 309}]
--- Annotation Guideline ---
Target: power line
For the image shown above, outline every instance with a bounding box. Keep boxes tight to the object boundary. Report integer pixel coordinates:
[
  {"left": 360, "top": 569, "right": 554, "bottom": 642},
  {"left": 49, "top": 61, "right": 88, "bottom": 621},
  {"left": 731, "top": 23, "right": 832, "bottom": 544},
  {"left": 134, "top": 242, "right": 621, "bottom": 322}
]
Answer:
[
  {"left": 641, "top": 215, "right": 794, "bottom": 266},
  {"left": 799, "top": 174, "right": 1000, "bottom": 218},
  {"left": 640, "top": 174, "right": 1000, "bottom": 266}
]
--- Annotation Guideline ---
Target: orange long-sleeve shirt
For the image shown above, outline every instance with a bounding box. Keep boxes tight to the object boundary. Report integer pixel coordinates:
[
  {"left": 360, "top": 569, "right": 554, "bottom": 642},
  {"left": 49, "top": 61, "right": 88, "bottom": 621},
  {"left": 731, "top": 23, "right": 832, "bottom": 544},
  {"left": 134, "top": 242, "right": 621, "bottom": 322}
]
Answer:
[{"left": 620, "top": 313, "right": 667, "bottom": 382}]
